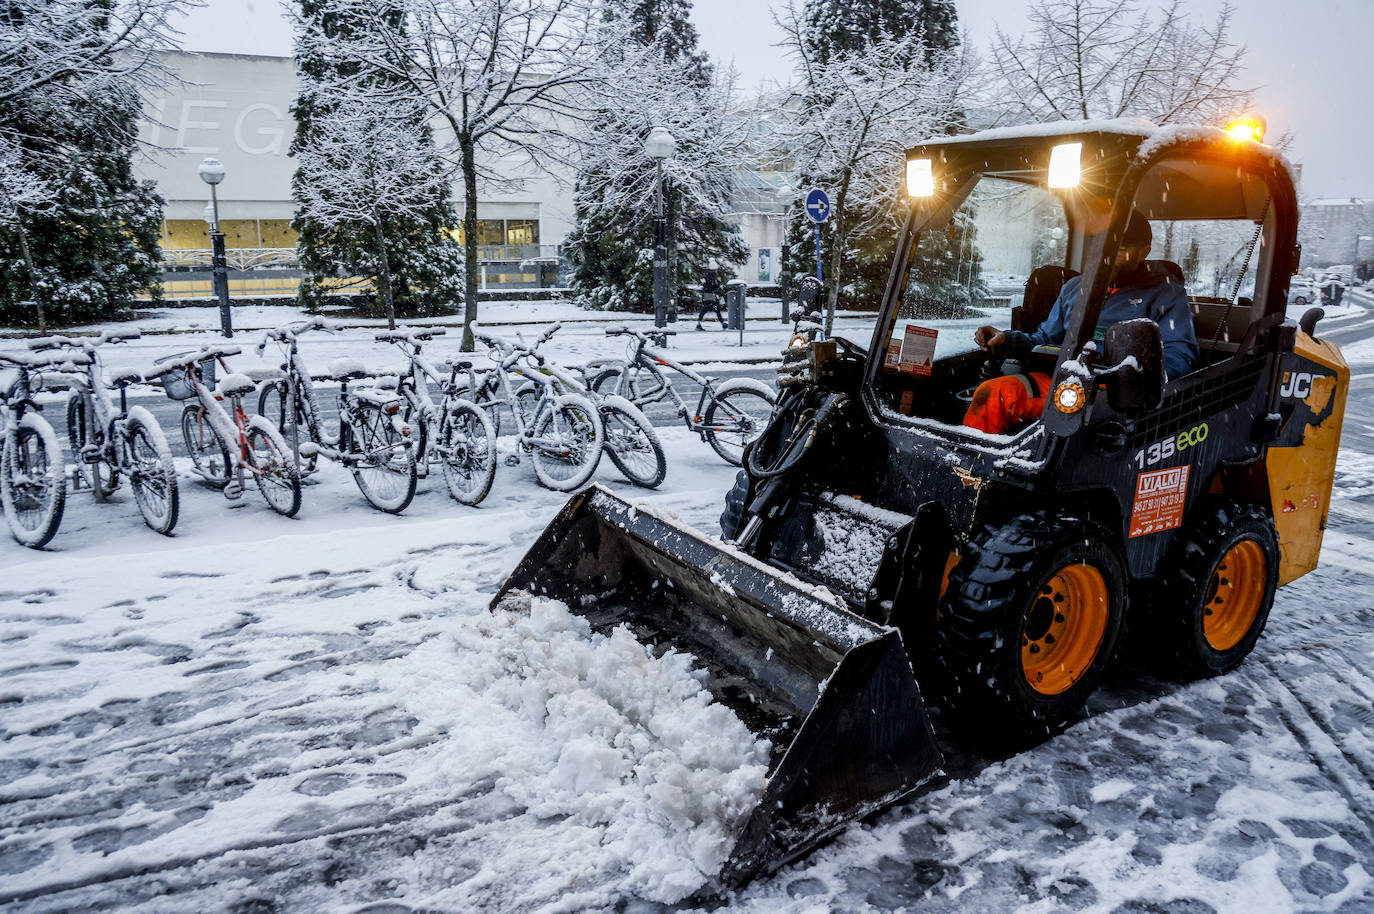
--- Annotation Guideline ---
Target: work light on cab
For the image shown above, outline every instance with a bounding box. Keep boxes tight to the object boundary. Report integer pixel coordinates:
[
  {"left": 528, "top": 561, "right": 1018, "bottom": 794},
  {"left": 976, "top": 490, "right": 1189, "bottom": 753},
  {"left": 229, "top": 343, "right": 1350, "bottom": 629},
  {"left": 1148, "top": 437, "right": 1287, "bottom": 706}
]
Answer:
[
  {"left": 1225, "top": 115, "right": 1266, "bottom": 143},
  {"left": 1048, "top": 142, "right": 1082, "bottom": 189},
  {"left": 907, "top": 158, "right": 934, "bottom": 197}
]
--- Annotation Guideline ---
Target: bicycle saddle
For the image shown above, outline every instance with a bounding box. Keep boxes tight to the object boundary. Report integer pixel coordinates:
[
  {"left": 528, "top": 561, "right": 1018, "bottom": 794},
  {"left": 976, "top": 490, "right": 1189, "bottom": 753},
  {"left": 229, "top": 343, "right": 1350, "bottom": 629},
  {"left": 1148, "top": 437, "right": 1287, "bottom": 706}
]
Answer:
[
  {"left": 109, "top": 367, "right": 143, "bottom": 387},
  {"left": 329, "top": 357, "right": 369, "bottom": 382},
  {"left": 216, "top": 373, "right": 256, "bottom": 398}
]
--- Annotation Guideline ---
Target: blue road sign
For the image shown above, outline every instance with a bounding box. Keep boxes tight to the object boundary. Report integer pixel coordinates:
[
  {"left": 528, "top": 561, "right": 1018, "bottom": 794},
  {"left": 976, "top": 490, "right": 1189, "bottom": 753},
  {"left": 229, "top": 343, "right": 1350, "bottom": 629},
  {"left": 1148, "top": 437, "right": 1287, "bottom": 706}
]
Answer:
[{"left": 805, "top": 189, "right": 831, "bottom": 224}]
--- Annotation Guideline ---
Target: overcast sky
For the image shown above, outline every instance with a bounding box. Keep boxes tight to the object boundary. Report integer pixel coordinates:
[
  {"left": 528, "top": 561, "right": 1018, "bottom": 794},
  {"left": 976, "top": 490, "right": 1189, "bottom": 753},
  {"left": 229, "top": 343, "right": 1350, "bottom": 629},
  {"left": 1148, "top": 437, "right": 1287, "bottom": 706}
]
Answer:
[{"left": 175, "top": 0, "right": 1373, "bottom": 197}]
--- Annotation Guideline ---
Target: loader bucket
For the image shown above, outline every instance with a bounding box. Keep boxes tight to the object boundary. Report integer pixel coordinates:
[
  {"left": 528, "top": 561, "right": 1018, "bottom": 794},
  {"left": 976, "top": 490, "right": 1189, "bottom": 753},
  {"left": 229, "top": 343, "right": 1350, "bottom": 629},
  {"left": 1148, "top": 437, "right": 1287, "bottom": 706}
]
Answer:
[{"left": 492, "top": 485, "right": 943, "bottom": 889}]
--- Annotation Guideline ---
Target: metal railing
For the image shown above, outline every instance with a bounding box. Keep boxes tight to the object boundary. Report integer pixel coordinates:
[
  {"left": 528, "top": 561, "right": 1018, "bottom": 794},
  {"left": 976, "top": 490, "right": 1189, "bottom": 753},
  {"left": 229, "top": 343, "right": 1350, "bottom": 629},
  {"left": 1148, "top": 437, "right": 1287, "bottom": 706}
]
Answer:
[{"left": 162, "top": 248, "right": 299, "bottom": 271}]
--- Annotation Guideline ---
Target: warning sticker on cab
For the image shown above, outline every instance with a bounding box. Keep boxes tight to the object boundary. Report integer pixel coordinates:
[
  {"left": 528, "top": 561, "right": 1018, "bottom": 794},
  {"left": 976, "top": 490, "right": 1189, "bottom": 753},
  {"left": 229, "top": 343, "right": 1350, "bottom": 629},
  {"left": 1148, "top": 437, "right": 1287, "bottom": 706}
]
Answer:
[
  {"left": 899, "top": 324, "right": 937, "bottom": 376},
  {"left": 1129, "top": 465, "right": 1190, "bottom": 537}
]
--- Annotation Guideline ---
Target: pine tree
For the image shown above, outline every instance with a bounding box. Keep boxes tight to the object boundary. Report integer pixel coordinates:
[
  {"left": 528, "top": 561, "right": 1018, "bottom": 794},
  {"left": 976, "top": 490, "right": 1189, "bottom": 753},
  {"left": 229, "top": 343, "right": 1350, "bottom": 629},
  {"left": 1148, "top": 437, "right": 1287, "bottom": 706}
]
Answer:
[
  {"left": 568, "top": 0, "right": 746, "bottom": 313},
  {"left": 0, "top": 0, "right": 164, "bottom": 325},
  {"left": 780, "top": 0, "right": 961, "bottom": 311},
  {"left": 290, "top": 0, "right": 463, "bottom": 318}
]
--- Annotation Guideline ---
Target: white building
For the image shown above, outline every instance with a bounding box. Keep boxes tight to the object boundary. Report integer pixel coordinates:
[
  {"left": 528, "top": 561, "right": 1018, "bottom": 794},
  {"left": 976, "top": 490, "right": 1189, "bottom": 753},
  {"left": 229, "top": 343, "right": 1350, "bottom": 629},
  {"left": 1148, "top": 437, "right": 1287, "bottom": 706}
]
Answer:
[{"left": 135, "top": 51, "right": 783, "bottom": 297}]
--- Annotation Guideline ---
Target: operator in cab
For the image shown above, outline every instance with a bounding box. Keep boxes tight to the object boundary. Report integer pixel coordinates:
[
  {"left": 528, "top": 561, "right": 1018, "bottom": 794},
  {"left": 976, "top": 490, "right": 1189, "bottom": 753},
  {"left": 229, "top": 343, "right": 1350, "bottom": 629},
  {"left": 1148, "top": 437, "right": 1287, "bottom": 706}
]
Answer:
[{"left": 964, "top": 211, "right": 1198, "bottom": 434}]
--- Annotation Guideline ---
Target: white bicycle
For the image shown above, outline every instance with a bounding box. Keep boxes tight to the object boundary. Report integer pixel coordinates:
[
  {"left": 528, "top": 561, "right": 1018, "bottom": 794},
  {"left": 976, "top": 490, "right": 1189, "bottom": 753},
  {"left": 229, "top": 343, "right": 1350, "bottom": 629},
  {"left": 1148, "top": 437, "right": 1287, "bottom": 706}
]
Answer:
[
  {"left": 28, "top": 330, "right": 179, "bottom": 535},
  {"left": 0, "top": 349, "right": 87, "bottom": 548}
]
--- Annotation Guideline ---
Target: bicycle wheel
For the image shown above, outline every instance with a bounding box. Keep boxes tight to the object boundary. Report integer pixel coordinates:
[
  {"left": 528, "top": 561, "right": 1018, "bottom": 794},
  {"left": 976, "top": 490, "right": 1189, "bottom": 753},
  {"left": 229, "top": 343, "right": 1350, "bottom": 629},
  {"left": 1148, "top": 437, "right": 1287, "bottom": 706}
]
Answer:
[
  {"left": 246, "top": 416, "right": 301, "bottom": 517},
  {"left": 609, "top": 362, "right": 670, "bottom": 406},
  {"left": 125, "top": 407, "right": 179, "bottom": 535},
  {"left": 399, "top": 389, "right": 431, "bottom": 465},
  {"left": 703, "top": 379, "right": 776, "bottom": 466},
  {"left": 439, "top": 400, "right": 497, "bottom": 506},
  {"left": 1, "top": 413, "right": 67, "bottom": 549},
  {"left": 587, "top": 366, "right": 623, "bottom": 396},
  {"left": 180, "top": 404, "right": 232, "bottom": 488},
  {"left": 258, "top": 381, "right": 319, "bottom": 474},
  {"left": 599, "top": 395, "right": 666, "bottom": 488},
  {"left": 66, "top": 392, "right": 117, "bottom": 499},
  {"left": 529, "top": 394, "right": 604, "bottom": 492},
  {"left": 349, "top": 404, "right": 417, "bottom": 514}
]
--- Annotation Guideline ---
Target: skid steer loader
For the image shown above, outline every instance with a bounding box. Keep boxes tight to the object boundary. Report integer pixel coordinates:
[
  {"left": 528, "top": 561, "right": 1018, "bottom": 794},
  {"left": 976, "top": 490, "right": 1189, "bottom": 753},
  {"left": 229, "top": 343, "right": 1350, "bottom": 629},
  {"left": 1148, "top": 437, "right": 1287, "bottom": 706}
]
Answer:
[{"left": 492, "top": 117, "right": 1347, "bottom": 890}]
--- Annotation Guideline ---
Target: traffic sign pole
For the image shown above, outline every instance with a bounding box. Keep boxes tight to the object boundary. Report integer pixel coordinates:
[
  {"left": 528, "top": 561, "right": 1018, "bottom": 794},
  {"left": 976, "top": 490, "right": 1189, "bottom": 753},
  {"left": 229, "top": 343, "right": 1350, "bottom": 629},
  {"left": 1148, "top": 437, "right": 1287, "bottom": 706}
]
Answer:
[{"left": 804, "top": 189, "right": 831, "bottom": 284}]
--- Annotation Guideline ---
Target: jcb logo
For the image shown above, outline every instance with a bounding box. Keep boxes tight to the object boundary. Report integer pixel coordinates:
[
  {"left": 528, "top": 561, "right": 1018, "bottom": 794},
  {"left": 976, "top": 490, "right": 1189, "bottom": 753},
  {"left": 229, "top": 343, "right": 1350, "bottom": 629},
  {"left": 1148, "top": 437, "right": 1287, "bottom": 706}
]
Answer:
[{"left": 1281, "top": 371, "right": 1326, "bottom": 399}]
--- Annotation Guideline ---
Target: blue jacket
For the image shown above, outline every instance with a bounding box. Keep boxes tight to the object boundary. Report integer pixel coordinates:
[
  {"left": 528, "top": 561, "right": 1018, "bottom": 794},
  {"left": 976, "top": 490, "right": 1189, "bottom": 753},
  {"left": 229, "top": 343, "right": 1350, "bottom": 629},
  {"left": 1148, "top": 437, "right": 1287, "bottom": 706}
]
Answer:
[{"left": 1004, "top": 263, "right": 1198, "bottom": 379}]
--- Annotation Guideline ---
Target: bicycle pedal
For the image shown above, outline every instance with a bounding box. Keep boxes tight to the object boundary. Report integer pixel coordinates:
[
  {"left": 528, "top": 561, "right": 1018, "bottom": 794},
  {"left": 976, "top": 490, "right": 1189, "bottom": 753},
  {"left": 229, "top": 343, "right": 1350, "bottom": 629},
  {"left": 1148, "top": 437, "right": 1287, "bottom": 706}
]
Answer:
[
  {"left": 223, "top": 481, "right": 245, "bottom": 501},
  {"left": 503, "top": 454, "right": 521, "bottom": 467}
]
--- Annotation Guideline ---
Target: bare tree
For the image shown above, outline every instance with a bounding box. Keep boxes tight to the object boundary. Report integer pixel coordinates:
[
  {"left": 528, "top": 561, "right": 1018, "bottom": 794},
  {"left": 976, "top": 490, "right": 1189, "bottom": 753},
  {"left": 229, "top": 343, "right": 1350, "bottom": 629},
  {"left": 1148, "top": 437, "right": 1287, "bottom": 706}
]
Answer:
[
  {"left": 295, "top": 100, "right": 458, "bottom": 328},
  {"left": 774, "top": 4, "right": 976, "bottom": 332},
  {"left": 302, "top": 0, "right": 621, "bottom": 349},
  {"left": 989, "top": 0, "right": 1251, "bottom": 126}
]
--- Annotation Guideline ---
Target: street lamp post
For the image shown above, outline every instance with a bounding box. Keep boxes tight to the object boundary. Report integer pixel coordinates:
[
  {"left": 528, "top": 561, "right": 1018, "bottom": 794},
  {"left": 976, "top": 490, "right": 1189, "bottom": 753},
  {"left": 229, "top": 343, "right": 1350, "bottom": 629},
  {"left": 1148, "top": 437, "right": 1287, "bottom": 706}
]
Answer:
[
  {"left": 644, "top": 126, "right": 676, "bottom": 332},
  {"left": 198, "top": 157, "right": 232, "bottom": 338}
]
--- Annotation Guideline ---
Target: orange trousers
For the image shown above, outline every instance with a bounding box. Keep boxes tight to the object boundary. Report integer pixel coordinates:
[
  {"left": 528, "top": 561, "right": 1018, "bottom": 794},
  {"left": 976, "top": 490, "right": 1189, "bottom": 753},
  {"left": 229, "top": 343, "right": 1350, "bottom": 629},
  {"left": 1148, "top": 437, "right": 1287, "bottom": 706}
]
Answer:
[{"left": 962, "top": 372, "right": 1052, "bottom": 435}]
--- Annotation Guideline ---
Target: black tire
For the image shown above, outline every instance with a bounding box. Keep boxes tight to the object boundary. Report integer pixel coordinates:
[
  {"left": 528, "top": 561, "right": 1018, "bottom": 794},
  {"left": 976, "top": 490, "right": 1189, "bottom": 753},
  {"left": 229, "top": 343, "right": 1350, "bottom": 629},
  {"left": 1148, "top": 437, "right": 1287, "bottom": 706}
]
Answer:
[
  {"left": 348, "top": 404, "right": 417, "bottom": 514},
  {"left": 588, "top": 367, "right": 623, "bottom": 397},
  {"left": 247, "top": 417, "right": 301, "bottom": 517},
  {"left": 2, "top": 413, "right": 66, "bottom": 549},
  {"left": 439, "top": 400, "right": 497, "bottom": 506},
  {"left": 703, "top": 381, "right": 775, "bottom": 466},
  {"left": 719, "top": 469, "right": 749, "bottom": 540},
  {"left": 598, "top": 396, "right": 666, "bottom": 488},
  {"left": 125, "top": 410, "right": 179, "bottom": 535},
  {"left": 66, "top": 392, "right": 117, "bottom": 498},
  {"left": 180, "top": 404, "right": 232, "bottom": 489},
  {"left": 1149, "top": 501, "right": 1279, "bottom": 680},
  {"left": 257, "top": 382, "right": 317, "bottom": 474},
  {"left": 937, "top": 512, "right": 1126, "bottom": 741}
]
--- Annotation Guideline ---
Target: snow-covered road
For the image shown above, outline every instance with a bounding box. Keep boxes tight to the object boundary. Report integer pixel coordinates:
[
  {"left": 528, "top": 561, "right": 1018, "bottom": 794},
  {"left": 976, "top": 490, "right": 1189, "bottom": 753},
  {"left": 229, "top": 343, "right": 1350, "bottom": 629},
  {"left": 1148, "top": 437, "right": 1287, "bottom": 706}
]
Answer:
[{"left": 3, "top": 300, "right": 1374, "bottom": 913}]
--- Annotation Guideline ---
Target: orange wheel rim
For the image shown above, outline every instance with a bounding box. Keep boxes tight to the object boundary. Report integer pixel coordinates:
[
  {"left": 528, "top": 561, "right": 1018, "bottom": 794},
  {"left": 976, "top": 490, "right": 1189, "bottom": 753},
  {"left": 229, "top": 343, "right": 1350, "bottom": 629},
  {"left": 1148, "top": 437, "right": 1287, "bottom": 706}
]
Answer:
[
  {"left": 1203, "top": 540, "right": 1266, "bottom": 651},
  {"left": 1022, "top": 563, "right": 1109, "bottom": 695}
]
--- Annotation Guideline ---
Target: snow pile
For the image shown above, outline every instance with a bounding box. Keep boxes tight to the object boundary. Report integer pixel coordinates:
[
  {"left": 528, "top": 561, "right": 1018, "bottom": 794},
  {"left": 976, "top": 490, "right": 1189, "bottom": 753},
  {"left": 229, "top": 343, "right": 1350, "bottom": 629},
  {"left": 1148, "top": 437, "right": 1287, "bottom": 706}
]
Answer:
[{"left": 379, "top": 590, "right": 770, "bottom": 905}]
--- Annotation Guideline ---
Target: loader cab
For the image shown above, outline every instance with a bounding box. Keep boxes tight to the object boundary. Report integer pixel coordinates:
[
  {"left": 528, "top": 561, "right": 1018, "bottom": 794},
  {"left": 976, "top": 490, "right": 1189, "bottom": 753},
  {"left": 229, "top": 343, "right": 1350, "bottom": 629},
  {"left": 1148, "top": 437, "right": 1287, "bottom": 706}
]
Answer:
[{"left": 863, "top": 122, "right": 1300, "bottom": 468}]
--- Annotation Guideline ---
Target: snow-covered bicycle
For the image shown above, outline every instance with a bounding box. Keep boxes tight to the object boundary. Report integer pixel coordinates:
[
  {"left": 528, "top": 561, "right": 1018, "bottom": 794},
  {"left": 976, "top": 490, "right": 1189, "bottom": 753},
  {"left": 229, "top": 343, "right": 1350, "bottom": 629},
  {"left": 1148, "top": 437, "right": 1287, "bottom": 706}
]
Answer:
[
  {"left": 379, "top": 327, "right": 497, "bottom": 506},
  {"left": 0, "top": 349, "right": 86, "bottom": 548},
  {"left": 589, "top": 325, "right": 776, "bottom": 465},
  {"left": 255, "top": 319, "right": 418, "bottom": 514},
  {"left": 459, "top": 324, "right": 604, "bottom": 492},
  {"left": 160, "top": 344, "right": 301, "bottom": 517},
  {"left": 28, "top": 330, "right": 179, "bottom": 535},
  {"left": 504, "top": 323, "right": 666, "bottom": 489}
]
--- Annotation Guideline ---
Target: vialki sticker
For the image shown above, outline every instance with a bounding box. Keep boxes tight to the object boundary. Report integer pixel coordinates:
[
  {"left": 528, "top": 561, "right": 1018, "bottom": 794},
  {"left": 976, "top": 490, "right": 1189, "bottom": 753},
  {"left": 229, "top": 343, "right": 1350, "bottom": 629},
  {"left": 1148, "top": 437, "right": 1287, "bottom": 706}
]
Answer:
[{"left": 1129, "top": 465, "right": 1190, "bottom": 537}]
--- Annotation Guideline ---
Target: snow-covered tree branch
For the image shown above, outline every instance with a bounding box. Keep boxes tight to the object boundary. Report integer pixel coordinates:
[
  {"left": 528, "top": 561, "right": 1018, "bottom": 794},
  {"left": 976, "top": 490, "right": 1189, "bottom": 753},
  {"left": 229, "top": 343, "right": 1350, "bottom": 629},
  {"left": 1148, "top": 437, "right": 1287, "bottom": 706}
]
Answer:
[
  {"left": 989, "top": 0, "right": 1252, "bottom": 126},
  {"left": 774, "top": 1, "right": 976, "bottom": 331},
  {"left": 300, "top": 0, "right": 625, "bottom": 348}
]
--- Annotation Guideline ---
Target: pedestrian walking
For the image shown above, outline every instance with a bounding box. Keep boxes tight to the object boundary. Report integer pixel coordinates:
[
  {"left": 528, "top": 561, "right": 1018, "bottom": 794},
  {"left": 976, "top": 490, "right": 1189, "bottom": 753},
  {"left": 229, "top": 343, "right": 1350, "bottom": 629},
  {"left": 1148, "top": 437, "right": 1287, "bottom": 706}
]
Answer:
[{"left": 696, "top": 259, "right": 726, "bottom": 330}]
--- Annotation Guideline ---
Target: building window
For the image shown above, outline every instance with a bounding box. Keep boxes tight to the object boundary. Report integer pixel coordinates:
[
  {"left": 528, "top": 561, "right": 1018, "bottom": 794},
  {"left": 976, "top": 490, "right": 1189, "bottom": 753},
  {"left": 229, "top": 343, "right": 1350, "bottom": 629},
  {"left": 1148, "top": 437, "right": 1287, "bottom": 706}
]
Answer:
[
  {"left": 506, "top": 219, "right": 539, "bottom": 246},
  {"left": 477, "top": 219, "right": 506, "bottom": 246}
]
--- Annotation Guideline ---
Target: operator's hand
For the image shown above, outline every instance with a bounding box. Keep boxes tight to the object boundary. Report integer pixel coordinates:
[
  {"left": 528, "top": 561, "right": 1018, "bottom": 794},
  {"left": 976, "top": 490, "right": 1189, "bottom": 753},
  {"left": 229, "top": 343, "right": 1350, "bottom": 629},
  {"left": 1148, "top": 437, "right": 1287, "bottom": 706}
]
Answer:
[{"left": 974, "top": 325, "right": 1007, "bottom": 354}]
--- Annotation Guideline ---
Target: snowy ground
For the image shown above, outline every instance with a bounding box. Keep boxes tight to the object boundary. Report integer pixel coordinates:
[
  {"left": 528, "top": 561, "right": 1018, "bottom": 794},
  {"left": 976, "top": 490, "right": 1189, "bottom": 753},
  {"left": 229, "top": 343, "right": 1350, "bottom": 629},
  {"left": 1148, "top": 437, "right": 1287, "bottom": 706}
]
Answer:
[{"left": 2, "top": 297, "right": 1374, "bottom": 912}]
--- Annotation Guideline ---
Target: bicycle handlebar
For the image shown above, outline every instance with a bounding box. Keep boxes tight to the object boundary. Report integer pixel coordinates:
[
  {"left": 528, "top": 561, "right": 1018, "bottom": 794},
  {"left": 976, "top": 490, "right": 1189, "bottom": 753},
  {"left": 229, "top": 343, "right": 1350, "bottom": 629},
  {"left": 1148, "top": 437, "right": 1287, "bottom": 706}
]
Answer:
[
  {"left": 604, "top": 325, "right": 675, "bottom": 340},
  {"left": 375, "top": 327, "right": 446, "bottom": 344},
  {"left": 153, "top": 344, "right": 242, "bottom": 370},
  {"left": 257, "top": 316, "right": 339, "bottom": 352},
  {"left": 0, "top": 349, "right": 92, "bottom": 370}
]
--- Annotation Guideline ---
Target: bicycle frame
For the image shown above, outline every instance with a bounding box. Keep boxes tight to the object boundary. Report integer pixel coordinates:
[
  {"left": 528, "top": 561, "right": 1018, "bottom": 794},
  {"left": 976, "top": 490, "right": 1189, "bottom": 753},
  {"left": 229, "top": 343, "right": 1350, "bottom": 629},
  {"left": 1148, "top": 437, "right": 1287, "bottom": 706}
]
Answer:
[
  {"left": 460, "top": 348, "right": 568, "bottom": 452},
  {"left": 184, "top": 359, "right": 269, "bottom": 483},
  {"left": 610, "top": 335, "right": 728, "bottom": 438}
]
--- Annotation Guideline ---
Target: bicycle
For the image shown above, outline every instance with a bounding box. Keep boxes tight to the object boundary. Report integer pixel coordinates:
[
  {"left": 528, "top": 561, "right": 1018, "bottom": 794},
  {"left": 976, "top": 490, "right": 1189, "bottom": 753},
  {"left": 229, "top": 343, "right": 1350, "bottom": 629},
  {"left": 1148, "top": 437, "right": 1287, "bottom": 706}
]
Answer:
[
  {"left": 256, "top": 320, "right": 419, "bottom": 513},
  {"left": 505, "top": 323, "right": 666, "bottom": 489},
  {"left": 377, "top": 327, "right": 497, "bottom": 506},
  {"left": 0, "top": 349, "right": 87, "bottom": 548},
  {"left": 27, "top": 330, "right": 179, "bottom": 535},
  {"left": 160, "top": 344, "right": 302, "bottom": 517},
  {"left": 459, "top": 323, "right": 604, "bottom": 492},
  {"left": 588, "top": 325, "right": 776, "bottom": 465}
]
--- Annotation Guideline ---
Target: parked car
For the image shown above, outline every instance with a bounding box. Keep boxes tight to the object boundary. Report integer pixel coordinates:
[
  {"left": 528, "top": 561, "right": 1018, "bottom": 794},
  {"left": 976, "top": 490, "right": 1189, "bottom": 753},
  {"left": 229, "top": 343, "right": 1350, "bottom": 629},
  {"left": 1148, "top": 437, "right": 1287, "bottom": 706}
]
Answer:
[{"left": 1288, "top": 277, "right": 1316, "bottom": 306}]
